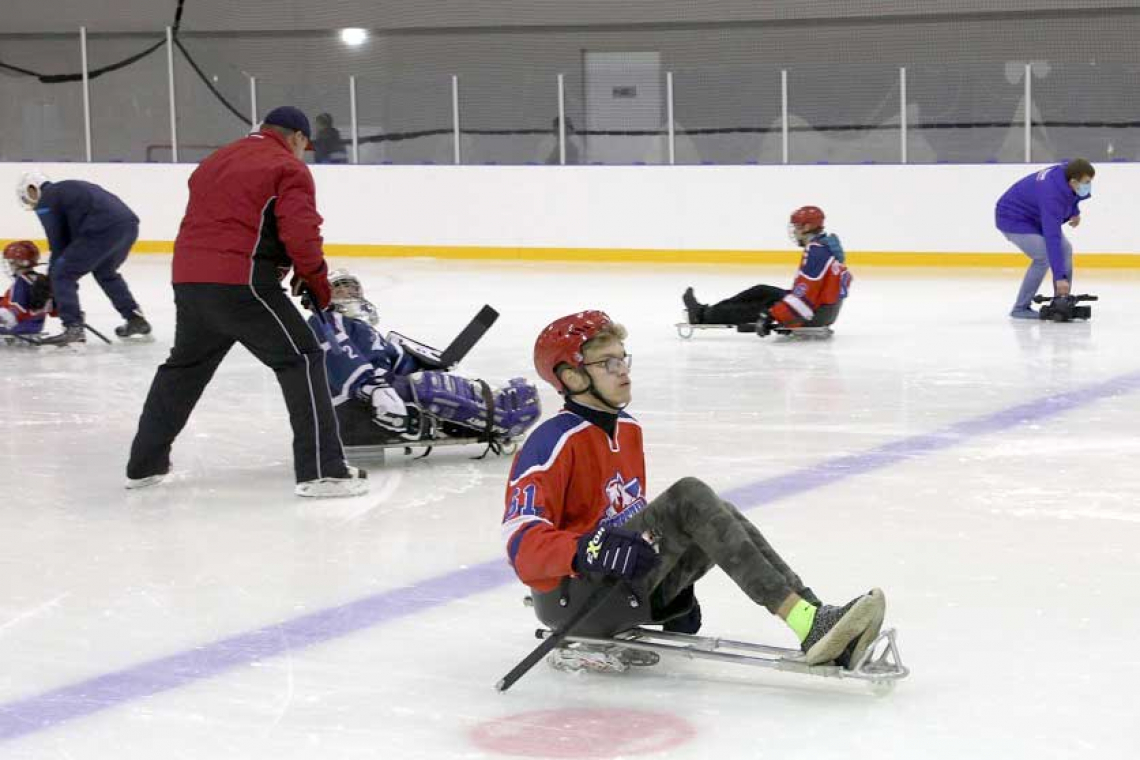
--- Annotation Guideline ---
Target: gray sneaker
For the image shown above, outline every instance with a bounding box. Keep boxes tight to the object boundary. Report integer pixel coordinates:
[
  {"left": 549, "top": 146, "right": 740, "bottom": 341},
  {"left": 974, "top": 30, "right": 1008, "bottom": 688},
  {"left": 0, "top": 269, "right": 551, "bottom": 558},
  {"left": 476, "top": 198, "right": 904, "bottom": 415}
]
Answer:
[
  {"left": 834, "top": 588, "right": 886, "bottom": 670},
  {"left": 800, "top": 588, "right": 884, "bottom": 666},
  {"left": 1010, "top": 307, "right": 1039, "bottom": 320}
]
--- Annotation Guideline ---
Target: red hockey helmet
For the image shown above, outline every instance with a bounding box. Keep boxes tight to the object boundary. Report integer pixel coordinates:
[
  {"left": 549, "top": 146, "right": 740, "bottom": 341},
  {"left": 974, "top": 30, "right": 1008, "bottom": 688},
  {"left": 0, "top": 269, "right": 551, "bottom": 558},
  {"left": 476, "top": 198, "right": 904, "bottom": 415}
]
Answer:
[
  {"left": 790, "top": 205, "right": 825, "bottom": 231},
  {"left": 533, "top": 310, "right": 614, "bottom": 393},
  {"left": 3, "top": 240, "right": 40, "bottom": 276}
]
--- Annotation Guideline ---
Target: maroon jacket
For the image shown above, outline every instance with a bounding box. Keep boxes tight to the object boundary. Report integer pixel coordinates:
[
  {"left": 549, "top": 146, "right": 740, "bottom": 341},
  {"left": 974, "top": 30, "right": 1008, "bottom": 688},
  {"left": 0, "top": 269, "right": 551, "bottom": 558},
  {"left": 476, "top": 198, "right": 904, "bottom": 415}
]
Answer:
[{"left": 173, "top": 128, "right": 327, "bottom": 286}]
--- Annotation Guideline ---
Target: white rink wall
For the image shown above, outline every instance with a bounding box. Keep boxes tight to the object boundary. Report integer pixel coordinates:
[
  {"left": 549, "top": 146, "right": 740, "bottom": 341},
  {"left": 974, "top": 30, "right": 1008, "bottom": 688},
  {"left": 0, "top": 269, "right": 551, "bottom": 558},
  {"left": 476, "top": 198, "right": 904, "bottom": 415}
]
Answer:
[{"left": 1, "top": 161, "right": 1137, "bottom": 258}]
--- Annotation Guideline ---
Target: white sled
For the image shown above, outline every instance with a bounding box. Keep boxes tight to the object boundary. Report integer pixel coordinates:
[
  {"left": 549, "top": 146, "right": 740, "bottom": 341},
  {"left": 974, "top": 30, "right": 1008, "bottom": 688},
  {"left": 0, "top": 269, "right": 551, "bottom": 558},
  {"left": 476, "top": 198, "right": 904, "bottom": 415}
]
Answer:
[
  {"left": 674, "top": 321, "right": 834, "bottom": 341},
  {"left": 537, "top": 625, "right": 908, "bottom": 694},
  {"left": 675, "top": 322, "right": 750, "bottom": 339}
]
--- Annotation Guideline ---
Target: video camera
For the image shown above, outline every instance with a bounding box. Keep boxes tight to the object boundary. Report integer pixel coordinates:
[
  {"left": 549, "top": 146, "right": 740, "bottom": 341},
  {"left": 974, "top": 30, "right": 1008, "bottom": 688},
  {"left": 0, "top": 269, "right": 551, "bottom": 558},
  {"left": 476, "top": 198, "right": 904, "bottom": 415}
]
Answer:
[{"left": 1032, "top": 293, "right": 1098, "bottom": 322}]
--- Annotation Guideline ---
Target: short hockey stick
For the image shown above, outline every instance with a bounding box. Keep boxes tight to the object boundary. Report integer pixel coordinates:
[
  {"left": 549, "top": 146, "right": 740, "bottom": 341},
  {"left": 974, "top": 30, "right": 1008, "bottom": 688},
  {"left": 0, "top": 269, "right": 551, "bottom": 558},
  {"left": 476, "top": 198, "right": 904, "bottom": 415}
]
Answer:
[
  {"left": 83, "top": 323, "right": 113, "bottom": 344},
  {"left": 495, "top": 577, "right": 621, "bottom": 693}
]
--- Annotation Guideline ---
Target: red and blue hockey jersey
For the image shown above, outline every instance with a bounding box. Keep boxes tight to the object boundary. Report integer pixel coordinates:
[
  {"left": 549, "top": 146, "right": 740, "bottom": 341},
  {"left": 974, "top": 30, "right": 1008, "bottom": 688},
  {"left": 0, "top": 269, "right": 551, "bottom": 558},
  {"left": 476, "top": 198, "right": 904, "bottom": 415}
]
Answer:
[
  {"left": 501, "top": 407, "right": 647, "bottom": 592},
  {"left": 0, "top": 272, "right": 50, "bottom": 335},
  {"left": 769, "top": 232, "right": 851, "bottom": 327}
]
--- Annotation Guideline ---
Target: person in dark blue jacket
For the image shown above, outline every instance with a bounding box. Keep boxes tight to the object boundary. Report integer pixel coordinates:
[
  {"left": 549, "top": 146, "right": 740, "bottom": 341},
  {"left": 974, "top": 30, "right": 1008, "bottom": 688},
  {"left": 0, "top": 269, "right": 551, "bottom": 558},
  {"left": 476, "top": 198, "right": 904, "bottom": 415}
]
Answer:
[
  {"left": 995, "top": 158, "right": 1094, "bottom": 319},
  {"left": 16, "top": 170, "right": 150, "bottom": 345}
]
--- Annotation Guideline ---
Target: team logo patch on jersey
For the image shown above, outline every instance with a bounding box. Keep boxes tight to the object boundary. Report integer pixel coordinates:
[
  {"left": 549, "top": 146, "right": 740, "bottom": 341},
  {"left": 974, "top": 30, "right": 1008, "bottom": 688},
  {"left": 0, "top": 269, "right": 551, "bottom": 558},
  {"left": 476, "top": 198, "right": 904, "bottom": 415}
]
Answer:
[{"left": 599, "top": 473, "right": 648, "bottom": 528}]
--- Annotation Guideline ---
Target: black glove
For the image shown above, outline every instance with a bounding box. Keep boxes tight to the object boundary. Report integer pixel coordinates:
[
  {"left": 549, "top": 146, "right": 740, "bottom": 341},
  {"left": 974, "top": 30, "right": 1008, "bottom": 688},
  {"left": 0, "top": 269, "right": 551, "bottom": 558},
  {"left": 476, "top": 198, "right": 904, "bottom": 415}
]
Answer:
[
  {"left": 755, "top": 311, "right": 775, "bottom": 337},
  {"left": 28, "top": 275, "right": 52, "bottom": 311},
  {"left": 574, "top": 526, "right": 658, "bottom": 581}
]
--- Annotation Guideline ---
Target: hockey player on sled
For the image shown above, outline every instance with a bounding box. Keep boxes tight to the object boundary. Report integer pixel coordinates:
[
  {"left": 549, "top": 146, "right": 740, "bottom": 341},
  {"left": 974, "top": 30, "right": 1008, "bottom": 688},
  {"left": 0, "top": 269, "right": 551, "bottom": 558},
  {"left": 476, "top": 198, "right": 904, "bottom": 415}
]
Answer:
[
  {"left": 307, "top": 269, "right": 541, "bottom": 455},
  {"left": 496, "top": 310, "right": 906, "bottom": 692},
  {"left": 0, "top": 240, "right": 53, "bottom": 346},
  {"left": 678, "top": 205, "right": 851, "bottom": 340}
]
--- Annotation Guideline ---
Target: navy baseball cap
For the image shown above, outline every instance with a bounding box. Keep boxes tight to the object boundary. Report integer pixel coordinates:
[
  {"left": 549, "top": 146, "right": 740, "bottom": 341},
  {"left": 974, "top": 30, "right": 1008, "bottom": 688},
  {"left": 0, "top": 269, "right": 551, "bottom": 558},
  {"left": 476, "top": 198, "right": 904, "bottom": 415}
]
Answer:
[{"left": 262, "top": 106, "right": 313, "bottom": 147}]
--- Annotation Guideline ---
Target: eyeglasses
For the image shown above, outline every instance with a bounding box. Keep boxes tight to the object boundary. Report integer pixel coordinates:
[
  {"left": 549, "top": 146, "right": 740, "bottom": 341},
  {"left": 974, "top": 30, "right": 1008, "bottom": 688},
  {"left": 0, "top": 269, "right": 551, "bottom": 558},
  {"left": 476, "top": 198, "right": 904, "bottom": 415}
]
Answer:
[{"left": 582, "top": 354, "right": 632, "bottom": 374}]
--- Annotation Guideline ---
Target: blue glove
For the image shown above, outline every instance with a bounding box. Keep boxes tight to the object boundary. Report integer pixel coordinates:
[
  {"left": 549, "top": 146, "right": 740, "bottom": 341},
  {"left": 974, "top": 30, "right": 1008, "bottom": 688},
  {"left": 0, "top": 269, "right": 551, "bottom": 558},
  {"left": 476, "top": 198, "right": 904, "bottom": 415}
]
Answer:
[{"left": 574, "top": 526, "right": 658, "bottom": 581}]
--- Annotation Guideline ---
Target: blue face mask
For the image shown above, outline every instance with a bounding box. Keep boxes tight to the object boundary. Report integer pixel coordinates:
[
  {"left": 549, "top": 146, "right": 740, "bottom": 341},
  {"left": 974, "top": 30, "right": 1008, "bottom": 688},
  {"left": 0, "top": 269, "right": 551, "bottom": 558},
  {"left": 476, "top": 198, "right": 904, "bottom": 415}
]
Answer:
[{"left": 1076, "top": 182, "right": 1092, "bottom": 198}]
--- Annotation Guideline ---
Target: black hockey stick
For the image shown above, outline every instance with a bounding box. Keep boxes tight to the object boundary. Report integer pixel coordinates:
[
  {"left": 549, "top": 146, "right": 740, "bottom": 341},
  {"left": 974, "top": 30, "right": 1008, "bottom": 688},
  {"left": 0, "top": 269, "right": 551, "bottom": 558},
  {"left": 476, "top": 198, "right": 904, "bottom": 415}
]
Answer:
[
  {"left": 6, "top": 333, "right": 42, "bottom": 346},
  {"left": 439, "top": 305, "right": 499, "bottom": 368},
  {"left": 388, "top": 305, "right": 500, "bottom": 371},
  {"left": 495, "top": 577, "right": 621, "bottom": 693},
  {"left": 82, "top": 323, "right": 113, "bottom": 344}
]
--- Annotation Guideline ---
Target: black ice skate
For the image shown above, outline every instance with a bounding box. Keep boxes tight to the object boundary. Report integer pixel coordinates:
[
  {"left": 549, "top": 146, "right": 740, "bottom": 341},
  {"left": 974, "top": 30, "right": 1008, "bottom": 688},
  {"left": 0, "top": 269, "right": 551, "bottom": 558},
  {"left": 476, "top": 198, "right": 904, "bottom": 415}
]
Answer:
[
  {"left": 115, "top": 312, "right": 152, "bottom": 339},
  {"left": 800, "top": 588, "right": 884, "bottom": 666},
  {"left": 682, "top": 287, "right": 705, "bottom": 325},
  {"left": 38, "top": 324, "right": 86, "bottom": 347}
]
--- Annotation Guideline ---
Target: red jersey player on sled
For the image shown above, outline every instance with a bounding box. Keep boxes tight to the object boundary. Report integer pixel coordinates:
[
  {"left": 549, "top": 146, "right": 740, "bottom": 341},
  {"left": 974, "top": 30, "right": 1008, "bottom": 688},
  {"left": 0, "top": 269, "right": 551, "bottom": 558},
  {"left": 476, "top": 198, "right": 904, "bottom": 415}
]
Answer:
[
  {"left": 496, "top": 310, "right": 906, "bottom": 691},
  {"left": 679, "top": 205, "right": 851, "bottom": 339}
]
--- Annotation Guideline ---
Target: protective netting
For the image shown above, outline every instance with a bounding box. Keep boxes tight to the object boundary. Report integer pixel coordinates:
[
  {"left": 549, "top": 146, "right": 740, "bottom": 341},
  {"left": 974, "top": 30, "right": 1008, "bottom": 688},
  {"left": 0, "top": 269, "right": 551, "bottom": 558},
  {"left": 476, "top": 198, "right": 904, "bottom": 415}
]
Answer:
[{"left": 2, "top": 2, "right": 1140, "bottom": 164}]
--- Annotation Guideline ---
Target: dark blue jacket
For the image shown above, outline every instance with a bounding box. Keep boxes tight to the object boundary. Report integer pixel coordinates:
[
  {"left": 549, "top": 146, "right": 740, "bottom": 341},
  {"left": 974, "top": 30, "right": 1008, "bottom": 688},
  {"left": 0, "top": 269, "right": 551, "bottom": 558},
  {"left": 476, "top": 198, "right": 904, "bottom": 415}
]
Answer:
[
  {"left": 308, "top": 312, "right": 422, "bottom": 405},
  {"left": 995, "top": 164, "right": 1089, "bottom": 279},
  {"left": 34, "top": 180, "right": 138, "bottom": 255}
]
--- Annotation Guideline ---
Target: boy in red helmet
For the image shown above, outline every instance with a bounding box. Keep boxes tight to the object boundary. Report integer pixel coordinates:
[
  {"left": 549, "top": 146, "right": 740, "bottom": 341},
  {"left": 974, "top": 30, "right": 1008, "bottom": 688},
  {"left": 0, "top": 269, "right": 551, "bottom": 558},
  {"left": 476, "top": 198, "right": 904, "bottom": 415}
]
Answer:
[
  {"left": 0, "top": 240, "right": 53, "bottom": 339},
  {"left": 501, "top": 310, "right": 885, "bottom": 673},
  {"left": 683, "top": 205, "right": 851, "bottom": 335}
]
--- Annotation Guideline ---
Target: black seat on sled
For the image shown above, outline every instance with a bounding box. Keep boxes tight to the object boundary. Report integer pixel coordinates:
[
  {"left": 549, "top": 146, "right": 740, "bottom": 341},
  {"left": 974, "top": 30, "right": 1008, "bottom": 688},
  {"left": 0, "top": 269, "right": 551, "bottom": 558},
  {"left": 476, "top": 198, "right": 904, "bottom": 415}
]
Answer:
[
  {"left": 804, "top": 300, "right": 841, "bottom": 328},
  {"left": 737, "top": 300, "right": 841, "bottom": 333},
  {"left": 532, "top": 577, "right": 697, "bottom": 638},
  {"left": 337, "top": 401, "right": 408, "bottom": 446}
]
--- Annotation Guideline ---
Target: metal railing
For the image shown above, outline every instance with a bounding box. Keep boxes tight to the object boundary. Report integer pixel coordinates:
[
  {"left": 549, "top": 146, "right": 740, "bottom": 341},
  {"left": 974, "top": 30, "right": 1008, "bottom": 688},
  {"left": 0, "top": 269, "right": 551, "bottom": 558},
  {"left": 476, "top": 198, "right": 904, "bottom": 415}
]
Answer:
[{"left": 4, "top": 29, "right": 1138, "bottom": 166}]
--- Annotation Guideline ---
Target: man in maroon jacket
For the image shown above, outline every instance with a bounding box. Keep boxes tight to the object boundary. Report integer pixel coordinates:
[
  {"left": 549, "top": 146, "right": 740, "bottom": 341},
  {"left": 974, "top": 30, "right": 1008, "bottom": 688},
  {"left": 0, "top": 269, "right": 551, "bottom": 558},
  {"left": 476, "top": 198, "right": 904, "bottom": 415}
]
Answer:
[{"left": 126, "top": 106, "right": 367, "bottom": 498}]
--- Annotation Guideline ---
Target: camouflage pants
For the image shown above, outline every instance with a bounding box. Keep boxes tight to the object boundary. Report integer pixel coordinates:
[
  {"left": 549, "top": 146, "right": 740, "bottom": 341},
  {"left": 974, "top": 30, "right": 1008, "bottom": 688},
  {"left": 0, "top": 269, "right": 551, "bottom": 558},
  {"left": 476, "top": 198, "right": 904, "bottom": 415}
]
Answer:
[{"left": 624, "top": 476, "right": 817, "bottom": 614}]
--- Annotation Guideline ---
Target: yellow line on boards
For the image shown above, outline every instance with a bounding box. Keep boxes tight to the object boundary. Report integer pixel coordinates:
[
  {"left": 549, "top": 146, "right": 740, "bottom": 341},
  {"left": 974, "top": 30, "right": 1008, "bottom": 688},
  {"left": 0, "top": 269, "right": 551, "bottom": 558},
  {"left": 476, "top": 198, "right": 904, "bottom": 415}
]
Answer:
[{"left": 3, "top": 238, "right": 1140, "bottom": 268}]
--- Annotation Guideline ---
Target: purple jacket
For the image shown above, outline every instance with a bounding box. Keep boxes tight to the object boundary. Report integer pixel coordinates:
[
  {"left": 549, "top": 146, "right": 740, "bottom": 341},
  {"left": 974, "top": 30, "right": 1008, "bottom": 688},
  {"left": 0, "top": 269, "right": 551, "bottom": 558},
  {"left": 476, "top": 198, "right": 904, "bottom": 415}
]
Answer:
[{"left": 995, "top": 163, "right": 1089, "bottom": 280}]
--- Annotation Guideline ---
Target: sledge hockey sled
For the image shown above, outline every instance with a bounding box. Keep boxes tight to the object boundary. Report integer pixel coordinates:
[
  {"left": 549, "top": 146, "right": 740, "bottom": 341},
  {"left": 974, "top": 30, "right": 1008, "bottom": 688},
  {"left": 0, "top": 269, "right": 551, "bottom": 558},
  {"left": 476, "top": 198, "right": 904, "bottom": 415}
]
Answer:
[
  {"left": 342, "top": 304, "right": 529, "bottom": 461},
  {"left": 499, "top": 579, "right": 907, "bottom": 694},
  {"left": 675, "top": 302, "right": 841, "bottom": 340},
  {"left": 338, "top": 400, "right": 522, "bottom": 462},
  {"left": 536, "top": 625, "right": 908, "bottom": 693}
]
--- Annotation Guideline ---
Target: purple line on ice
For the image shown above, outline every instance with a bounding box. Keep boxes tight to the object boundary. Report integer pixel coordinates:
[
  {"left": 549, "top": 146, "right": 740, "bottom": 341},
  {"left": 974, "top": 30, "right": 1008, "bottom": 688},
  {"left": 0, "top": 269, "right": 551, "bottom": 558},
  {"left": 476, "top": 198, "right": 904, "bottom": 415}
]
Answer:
[
  {"left": 3, "top": 370, "right": 1140, "bottom": 742},
  {"left": 720, "top": 370, "right": 1140, "bottom": 506}
]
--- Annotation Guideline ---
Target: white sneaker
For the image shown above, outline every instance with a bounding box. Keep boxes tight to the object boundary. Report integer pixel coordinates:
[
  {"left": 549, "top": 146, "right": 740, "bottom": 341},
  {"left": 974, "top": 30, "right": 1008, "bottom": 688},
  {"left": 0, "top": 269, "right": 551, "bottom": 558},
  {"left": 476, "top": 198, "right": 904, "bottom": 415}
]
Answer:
[
  {"left": 125, "top": 473, "right": 169, "bottom": 490},
  {"left": 295, "top": 466, "right": 369, "bottom": 498}
]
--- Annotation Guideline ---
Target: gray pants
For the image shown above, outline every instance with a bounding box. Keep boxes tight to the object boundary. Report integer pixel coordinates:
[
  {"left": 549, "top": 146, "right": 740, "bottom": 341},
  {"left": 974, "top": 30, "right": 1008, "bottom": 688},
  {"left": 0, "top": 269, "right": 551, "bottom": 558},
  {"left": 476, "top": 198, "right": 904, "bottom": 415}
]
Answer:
[
  {"left": 532, "top": 477, "right": 817, "bottom": 636},
  {"left": 1003, "top": 232, "right": 1072, "bottom": 311},
  {"left": 625, "top": 477, "right": 813, "bottom": 615}
]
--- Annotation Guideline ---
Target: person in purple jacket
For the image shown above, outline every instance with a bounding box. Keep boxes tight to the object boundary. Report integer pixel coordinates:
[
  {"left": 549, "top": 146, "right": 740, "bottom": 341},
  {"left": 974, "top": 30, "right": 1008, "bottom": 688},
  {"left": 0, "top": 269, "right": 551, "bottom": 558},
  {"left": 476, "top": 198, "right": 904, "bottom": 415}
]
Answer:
[{"left": 995, "top": 158, "right": 1095, "bottom": 319}]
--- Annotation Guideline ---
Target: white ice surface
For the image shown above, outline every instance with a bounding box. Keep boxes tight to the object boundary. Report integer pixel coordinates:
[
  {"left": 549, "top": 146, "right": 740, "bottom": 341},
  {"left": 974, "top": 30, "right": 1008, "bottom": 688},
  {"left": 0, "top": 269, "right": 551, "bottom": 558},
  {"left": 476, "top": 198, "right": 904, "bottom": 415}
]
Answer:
[{"left": 2, "top": 256, "right": 1139, "bottom": 759}]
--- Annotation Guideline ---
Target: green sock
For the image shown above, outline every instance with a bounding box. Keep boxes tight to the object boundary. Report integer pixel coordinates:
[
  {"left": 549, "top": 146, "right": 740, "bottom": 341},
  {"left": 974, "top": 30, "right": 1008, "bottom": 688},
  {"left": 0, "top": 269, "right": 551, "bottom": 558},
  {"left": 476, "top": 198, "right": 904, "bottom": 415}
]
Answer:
[{"left": 785, "top": 599, "right": 818, "bottom": 642}]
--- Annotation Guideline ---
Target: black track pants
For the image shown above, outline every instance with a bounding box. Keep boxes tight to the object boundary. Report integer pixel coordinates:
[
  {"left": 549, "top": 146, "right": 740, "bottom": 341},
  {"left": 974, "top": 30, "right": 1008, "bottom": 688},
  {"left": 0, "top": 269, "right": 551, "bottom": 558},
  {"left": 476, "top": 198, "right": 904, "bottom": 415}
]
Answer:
[{"left": 127, "top": 283, "right": 347, "bottom": 483}]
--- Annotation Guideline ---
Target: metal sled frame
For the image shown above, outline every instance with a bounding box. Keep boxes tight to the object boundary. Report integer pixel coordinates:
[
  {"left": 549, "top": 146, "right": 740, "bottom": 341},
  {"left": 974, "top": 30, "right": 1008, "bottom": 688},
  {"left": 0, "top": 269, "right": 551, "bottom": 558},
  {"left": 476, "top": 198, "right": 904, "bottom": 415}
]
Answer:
[
  {"left": 345, "top": 404, "right": 521, "bottom": 461},
  {"left": 538, "top": 625, "right": 908, "bottom": 692},
  {"left": 347, "top": 434, "right": 519, "bottom": 461},
  {"left": 675, "top": 322, "right": 834, "bottom": 341}
]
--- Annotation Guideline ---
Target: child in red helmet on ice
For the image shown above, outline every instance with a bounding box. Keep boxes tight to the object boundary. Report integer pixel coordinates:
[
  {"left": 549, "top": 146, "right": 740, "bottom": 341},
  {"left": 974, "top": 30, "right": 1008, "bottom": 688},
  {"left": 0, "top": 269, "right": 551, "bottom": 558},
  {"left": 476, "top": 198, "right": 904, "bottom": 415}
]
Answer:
[
  {"left": 500, "top": 309, "right": 885, "bottom": 673},
  {"left": 0, "top": 240, "right": 53, "bottom": 339},
  {"left": 683, "top": 205, "right": 851, "bottom": 335}
]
